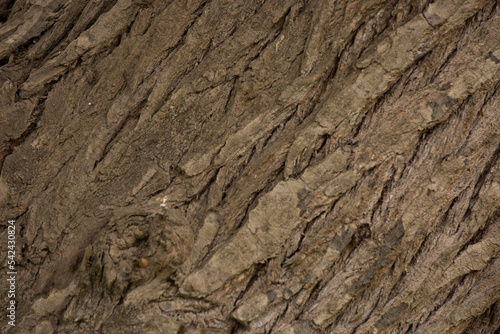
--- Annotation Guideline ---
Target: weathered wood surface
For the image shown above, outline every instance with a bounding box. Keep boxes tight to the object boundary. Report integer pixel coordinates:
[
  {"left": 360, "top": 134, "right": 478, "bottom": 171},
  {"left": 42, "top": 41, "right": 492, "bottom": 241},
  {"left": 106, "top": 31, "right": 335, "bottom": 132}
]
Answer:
[{"left": 0, "top": 0, "right": 499, "bottom": 333}]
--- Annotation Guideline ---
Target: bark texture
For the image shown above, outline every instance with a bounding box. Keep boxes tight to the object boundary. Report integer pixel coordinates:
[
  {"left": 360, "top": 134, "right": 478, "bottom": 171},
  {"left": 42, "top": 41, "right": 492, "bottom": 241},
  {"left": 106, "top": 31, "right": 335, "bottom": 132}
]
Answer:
[{"left": 1, "top": 0, "right": 500, "bottom": 333}]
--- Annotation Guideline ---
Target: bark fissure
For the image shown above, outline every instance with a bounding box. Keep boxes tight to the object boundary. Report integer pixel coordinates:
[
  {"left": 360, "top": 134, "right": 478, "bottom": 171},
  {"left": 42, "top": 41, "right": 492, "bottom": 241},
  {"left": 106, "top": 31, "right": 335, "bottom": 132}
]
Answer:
[{"left": 0, "top": 97, "right": 45, "bottom": 173}]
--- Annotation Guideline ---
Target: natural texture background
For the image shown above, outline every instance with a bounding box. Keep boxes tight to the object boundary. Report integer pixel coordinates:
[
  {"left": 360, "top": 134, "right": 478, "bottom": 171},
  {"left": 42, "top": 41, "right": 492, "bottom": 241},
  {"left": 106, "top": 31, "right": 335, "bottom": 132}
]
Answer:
[{"left": 1, "top": 0, "right": 499, "bottom": 333}]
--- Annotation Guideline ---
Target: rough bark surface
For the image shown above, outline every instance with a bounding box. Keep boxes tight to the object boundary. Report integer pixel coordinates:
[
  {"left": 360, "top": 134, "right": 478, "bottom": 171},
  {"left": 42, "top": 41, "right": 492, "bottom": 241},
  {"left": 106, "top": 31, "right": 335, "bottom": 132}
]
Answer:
[{"left": 1, "top": 0, "right": 499, "bottom": 333}]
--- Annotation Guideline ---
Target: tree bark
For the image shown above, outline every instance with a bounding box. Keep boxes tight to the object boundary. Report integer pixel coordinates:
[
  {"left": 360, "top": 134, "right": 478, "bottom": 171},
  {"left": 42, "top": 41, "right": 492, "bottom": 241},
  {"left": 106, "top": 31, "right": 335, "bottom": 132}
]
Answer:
[{"left": 1, "top": 0, "right": 499, "bottom": 333}]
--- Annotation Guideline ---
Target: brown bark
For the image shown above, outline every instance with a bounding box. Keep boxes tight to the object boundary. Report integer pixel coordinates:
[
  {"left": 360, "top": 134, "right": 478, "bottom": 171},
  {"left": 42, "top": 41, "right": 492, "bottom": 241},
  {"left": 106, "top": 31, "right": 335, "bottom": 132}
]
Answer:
[{"left": 1, "top": 0, "right": 499, "bottom": 333}]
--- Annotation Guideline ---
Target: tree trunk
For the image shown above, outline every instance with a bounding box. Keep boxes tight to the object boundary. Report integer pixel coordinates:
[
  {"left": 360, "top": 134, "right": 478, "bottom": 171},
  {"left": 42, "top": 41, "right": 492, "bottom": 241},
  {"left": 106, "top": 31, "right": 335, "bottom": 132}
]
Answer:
[{"left": 1, "top": 0, "right": 499, "bottom": 333}]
